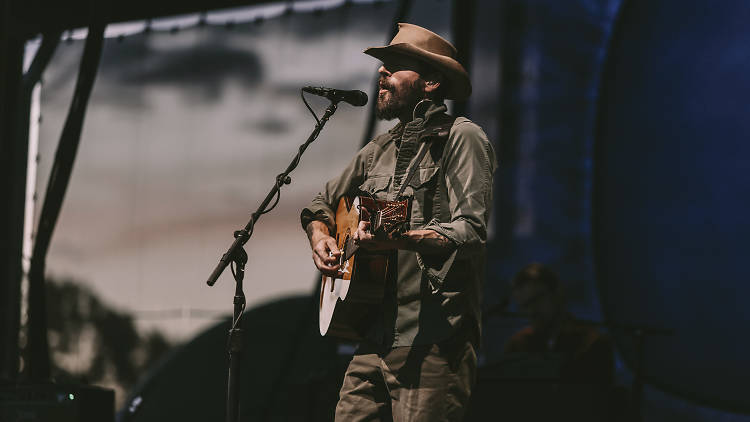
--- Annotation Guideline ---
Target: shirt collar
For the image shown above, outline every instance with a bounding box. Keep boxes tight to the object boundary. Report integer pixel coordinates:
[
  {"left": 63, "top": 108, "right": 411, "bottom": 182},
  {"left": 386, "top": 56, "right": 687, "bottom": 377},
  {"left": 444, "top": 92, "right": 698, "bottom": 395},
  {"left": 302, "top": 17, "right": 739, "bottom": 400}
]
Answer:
[
  {"left": 412, "top": 99, "right": 447, "bottom": 123},
  {"left": 385, "top": 100, "right": 448, "bottom": 144}
]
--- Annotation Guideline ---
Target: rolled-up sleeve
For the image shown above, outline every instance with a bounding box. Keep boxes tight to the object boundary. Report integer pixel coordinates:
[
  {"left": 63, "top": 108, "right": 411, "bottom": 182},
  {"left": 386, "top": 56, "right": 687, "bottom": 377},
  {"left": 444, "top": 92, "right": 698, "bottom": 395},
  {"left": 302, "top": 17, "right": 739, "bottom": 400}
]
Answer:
[
  {"left": 300, "top": 143, "right": 372, "bottom": 233},
  {"left": 418, "top": 120, "right": 497, "bottom": 291}
]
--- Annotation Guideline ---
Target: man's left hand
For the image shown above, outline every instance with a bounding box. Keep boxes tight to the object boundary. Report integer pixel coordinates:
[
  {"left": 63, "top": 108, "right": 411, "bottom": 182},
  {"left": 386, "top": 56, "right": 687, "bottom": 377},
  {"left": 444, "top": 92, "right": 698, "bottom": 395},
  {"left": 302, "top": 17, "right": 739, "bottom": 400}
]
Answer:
[
  {"left": 353, "top": 220, "right": 454, "bottom": 256},
  {"left": 352, "top": 220, "right": 402, "bottom": 251}
]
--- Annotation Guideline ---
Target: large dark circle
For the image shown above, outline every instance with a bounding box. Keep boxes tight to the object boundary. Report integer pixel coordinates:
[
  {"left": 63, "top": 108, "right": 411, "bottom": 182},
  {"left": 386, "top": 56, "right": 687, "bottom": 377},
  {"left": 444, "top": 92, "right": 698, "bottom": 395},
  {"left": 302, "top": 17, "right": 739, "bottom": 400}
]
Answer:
[
  {"left": 118, "top": 296, "right": 347, "bottom": 422},
  {"left": 594, "top": 0, "right": 750, "bottom": 412}
]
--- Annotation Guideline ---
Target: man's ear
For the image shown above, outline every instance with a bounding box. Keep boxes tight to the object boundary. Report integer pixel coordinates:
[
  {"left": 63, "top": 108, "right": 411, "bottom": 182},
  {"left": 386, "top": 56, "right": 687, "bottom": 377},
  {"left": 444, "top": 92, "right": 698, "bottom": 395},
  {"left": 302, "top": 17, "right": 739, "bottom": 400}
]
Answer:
[{"left": 423, "top": 73, "right": 442, "bottom": 94}]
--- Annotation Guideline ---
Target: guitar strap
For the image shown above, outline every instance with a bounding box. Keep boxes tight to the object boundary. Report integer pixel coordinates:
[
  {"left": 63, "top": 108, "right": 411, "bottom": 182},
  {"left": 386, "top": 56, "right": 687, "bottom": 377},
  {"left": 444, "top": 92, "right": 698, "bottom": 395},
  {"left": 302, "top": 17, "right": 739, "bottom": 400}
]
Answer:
[
  {"left": 395, "top": 142, "right": 430, "bottom": 199},
  {"left": 395, "top": 116, "right": 456, "bottom": 200}
]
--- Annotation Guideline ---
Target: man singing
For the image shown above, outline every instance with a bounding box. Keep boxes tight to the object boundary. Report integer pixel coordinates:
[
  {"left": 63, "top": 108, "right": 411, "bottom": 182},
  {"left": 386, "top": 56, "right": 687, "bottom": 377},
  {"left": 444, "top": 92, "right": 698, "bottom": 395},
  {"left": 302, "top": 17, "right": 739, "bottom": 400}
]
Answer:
[{"left": 301, "top": 23, "right": 497, "bottom": 421}]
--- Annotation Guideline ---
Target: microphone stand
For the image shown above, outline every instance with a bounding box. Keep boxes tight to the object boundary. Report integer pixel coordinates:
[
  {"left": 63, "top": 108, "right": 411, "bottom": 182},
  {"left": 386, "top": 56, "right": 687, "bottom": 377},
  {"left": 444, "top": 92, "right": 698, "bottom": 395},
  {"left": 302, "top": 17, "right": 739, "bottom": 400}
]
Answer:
[{"left": 206, "top": 100, "right": 340, "bottom": 422}]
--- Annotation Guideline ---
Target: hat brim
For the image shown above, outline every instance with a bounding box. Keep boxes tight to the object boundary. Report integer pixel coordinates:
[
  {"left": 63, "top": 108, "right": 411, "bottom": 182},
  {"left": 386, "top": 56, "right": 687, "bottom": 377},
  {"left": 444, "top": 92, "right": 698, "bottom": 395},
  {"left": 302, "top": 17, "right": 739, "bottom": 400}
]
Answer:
[{"left": 364, "top": 43, "right": 472, "bottom": 101}]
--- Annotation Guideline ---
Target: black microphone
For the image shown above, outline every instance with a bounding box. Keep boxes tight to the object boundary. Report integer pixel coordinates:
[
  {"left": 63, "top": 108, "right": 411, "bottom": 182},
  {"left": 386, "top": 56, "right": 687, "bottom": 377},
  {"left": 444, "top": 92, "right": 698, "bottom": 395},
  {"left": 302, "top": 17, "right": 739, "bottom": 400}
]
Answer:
[{"left": 302, "top": 86, "right": 368, "bottom": 107}]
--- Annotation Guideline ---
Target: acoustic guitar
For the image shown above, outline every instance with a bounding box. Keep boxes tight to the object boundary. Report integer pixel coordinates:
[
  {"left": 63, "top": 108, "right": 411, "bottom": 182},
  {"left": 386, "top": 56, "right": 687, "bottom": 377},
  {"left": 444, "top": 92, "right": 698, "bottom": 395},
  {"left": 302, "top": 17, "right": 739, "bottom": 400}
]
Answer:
[{"left": 318, "top": 195, "right": 409, "bottom": 340}]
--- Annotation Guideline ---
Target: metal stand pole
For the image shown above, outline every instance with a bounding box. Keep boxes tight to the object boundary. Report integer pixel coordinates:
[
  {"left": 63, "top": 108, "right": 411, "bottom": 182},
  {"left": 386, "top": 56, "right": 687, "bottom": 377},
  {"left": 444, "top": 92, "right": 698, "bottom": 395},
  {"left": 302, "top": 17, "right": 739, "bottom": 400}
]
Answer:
[
  {"left": 225, "top": 231, "right": 247, "bottom": 422},
  {"left": 207, "top": 100, "right": 341, "bottom": 422}
]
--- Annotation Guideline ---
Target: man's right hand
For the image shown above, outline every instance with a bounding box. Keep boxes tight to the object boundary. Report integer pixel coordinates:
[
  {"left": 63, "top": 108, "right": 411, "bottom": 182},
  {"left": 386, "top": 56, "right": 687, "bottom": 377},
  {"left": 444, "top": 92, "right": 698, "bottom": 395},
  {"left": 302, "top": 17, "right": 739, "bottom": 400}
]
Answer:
[{"left": 307, "top": 221, "right": 342, "bottom": 277}]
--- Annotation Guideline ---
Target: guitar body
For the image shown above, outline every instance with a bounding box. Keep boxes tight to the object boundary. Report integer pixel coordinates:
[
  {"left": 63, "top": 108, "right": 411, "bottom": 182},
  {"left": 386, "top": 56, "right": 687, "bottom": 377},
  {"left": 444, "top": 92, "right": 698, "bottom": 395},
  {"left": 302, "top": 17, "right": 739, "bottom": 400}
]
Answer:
[{"left": 319, "top": 196, "right": 408, "bottom": 341}]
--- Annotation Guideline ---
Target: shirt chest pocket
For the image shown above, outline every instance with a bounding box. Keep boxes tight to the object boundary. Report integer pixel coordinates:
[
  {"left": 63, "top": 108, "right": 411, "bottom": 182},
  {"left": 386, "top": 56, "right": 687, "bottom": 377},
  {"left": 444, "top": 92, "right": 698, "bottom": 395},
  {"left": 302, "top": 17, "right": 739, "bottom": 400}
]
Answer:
[
  {"left": 400, "top": 166, "right": 440, "bottom": 227},
  {"left": 357, "top": 175, "right": 391, "bottom": 201}
]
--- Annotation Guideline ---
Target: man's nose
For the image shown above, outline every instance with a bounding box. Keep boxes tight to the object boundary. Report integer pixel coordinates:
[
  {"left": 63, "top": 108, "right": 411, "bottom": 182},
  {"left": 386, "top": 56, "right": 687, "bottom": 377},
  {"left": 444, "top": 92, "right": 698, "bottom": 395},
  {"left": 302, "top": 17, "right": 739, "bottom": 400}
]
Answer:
[{"left": 378, "top": 65, "right": 390, "bottom": 76}]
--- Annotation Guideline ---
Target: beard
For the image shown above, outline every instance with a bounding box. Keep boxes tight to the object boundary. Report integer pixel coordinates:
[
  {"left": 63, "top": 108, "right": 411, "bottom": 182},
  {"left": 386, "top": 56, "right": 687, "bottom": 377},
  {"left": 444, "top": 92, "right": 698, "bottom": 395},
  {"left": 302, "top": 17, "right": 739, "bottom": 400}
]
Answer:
[{"left": 375, "top": 78, "right": 425, "bottom": 121}]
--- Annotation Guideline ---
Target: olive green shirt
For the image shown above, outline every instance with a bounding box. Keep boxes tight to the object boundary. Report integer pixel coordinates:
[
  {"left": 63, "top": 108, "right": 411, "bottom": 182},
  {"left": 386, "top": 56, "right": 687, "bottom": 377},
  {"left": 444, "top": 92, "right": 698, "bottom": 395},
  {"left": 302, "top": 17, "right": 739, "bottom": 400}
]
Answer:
[{"left": 301, "top": 101, "right": 497, "bottom": 348}]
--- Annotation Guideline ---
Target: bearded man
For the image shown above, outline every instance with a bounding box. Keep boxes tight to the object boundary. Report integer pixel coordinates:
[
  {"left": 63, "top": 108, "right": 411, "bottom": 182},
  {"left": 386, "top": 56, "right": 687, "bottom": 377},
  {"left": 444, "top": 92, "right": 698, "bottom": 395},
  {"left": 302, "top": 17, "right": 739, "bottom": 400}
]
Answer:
[{"left": 301, "top": 23, "right": 497, "bottom": 421}]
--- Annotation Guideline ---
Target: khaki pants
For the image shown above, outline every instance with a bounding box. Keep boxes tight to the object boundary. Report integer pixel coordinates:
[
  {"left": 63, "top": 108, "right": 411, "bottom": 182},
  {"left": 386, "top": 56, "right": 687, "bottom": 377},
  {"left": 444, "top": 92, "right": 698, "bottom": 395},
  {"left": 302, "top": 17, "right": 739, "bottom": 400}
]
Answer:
[{"left": 334, "top": 337, "right": 477, "bottom": 422}]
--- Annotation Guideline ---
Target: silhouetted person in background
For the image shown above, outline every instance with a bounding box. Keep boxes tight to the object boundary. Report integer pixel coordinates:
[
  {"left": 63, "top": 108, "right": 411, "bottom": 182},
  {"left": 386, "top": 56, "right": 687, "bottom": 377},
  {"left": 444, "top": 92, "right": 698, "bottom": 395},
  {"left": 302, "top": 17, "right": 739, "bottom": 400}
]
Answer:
[
  {"left": 505, "top": 263, "right": 614, "bottom": 384},
  {"left": 497, "top": 263, "right": 617, "bottom": 421}
]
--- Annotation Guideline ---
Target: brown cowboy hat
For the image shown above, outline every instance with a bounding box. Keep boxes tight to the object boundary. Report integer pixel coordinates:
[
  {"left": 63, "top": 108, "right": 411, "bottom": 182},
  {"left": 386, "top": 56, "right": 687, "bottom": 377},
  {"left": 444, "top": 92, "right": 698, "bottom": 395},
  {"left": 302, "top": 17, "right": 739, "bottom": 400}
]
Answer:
[{"left": 363, "top": 23, "right": 472, "bottom": 101}]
